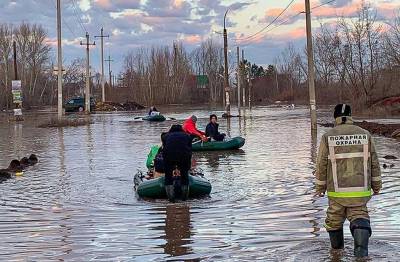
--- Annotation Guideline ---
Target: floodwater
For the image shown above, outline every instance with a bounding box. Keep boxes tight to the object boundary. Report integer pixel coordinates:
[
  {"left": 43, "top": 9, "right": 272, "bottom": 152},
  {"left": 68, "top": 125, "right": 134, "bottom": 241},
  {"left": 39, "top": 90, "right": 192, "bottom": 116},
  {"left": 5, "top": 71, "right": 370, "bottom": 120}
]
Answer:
[{"left": 0, "top": 106, "right": 399, "bottom": 261}]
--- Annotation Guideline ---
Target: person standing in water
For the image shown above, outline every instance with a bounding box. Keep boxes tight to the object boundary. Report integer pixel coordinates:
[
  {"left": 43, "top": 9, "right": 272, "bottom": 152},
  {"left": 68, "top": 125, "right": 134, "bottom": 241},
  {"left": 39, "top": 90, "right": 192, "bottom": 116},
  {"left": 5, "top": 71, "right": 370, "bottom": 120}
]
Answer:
[
  {"left": 315, "top": 104, "right": 382, "bottom": 258},
  {"left": 162, "top": 124, "right": 192, "bottom": 202}
]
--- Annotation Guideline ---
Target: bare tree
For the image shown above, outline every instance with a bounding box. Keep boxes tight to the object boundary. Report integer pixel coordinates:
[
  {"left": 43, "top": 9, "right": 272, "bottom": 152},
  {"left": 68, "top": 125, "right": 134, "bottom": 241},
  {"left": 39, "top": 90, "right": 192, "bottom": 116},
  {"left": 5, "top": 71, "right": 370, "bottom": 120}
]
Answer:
[{"left": 0, "top": 24, "right": 13, "bottom": 109}]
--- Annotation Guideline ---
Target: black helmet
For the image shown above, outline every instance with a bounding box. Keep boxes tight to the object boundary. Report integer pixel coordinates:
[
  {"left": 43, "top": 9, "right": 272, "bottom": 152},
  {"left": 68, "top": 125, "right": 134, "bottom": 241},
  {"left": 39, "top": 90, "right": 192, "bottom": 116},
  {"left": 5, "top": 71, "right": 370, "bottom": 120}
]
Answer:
[{"left": 334, "top": 104, "right": 351, "bottom": 119}]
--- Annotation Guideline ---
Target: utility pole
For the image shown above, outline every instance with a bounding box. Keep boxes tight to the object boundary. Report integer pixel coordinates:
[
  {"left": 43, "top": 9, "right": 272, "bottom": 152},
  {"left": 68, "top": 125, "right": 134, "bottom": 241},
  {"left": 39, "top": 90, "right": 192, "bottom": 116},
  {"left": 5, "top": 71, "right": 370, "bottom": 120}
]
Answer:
[
  {"left": 80, "top": 32, "right": 95, "bottom": 113},
  {"left": 105, "top": 55, "right": 113, "bottom": 88},
  {"left": 12, "top": 39, "right": 24, "bottom": 121},
  {"left": 95, "top": 28, "right": 109, "bottom": 103},
  {"left": 223, "top": 9, "right": 231, "bottom": 116},
  {"left": 305, "top": 0, "right": 317, "bottom": 130},
  {"left": 236, "top": 46, "right": 241, "bottom": 116},
  {"left": 275, "top": 64, "right": 279, "bottom": 92},
  {"left": 241, "top": 49, "right": 246, "bottom": 107},
  {"left": 13, "top": 41, "right": 18, "bottom": 80},
  {"left": 56, "top": 0, "right": 63, "bottom": 119}
]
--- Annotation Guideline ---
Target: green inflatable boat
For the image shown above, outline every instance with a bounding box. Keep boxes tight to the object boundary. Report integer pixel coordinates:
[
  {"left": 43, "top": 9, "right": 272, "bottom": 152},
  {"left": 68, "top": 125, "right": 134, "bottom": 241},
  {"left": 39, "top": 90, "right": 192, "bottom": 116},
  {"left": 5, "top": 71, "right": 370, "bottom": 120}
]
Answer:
[
  {"left": 142, "top": 114, "right": 166, "bottom": 122},
  {"left": 134, "top": 172, "right": 212, "bottom": 199},
  {"left": 192, "top": 136, "right": 245, "bottom": 151}
]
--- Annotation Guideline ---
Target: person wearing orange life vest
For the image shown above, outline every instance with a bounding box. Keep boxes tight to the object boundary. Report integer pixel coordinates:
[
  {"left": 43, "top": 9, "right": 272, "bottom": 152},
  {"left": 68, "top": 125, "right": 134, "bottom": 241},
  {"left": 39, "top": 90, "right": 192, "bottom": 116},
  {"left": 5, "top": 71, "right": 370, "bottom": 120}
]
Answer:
[
  {"left": 315, "top": 104, "right": 382, "bottom": 258},
  {"left": 182, "top": 115, "right": 208, "bottom": 142}
]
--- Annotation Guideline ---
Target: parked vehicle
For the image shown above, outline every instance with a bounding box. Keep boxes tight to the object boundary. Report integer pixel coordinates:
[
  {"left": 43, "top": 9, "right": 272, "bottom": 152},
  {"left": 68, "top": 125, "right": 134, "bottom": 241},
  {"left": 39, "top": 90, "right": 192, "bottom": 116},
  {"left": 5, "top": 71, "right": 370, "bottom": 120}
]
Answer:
[{"left": 64, "top": 97, "right": 95, "bottom": 112}]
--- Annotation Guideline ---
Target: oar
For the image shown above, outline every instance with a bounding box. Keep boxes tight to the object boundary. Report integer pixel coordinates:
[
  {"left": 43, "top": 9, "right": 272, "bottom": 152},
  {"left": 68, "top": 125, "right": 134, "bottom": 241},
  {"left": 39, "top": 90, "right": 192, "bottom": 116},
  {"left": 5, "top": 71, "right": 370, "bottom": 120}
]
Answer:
[
  {"left": 134, "top": 116, "right": 143, "bottom": 120},
  {"left": 192, "top": 137, "right": 210, "bottom": 145},
  {"left": 168, "top": 117, "right": 176, "bottom": 120}
]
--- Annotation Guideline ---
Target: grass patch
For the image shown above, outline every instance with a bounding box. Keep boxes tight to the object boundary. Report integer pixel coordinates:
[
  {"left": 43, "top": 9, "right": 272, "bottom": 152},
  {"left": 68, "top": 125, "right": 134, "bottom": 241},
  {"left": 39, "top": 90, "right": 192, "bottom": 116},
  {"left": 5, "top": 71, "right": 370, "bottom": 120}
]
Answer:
[{"left": 38, "top": 117, "right": 92, "bottom": 128}]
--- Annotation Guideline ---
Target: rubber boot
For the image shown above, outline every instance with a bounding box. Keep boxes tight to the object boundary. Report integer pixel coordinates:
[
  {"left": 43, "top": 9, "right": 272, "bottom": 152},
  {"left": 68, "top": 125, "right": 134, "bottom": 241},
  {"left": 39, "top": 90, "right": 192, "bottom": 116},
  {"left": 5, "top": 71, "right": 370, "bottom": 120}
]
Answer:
[
  {"left": 181, "top": 185, "right": 189, "bottom": 201},
  {"left": 353, "top": 229, "right": 369, "bottom": 258},
  {"left": 165, "top": 185, "right": 175, "bottom": 203},
  {"left": 328, "top": 229, "right": 344, "bottom": 249}
]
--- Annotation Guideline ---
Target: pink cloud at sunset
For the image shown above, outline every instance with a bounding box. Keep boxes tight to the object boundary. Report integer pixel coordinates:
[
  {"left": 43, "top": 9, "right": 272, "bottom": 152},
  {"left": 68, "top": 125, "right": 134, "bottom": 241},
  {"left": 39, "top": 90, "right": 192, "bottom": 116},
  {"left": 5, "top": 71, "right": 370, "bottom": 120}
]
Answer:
[
  {"left": 183, "top": 34, "right": 202, "bottom": 44},
  {"left": 94, "top": 0, "right": 112, "bottom": 10},
  {"left": 235, "top": 26, "right": 306, "bottom": 46},
  {"left": 262, "top": 0, "right": 400, "bottom": 25},
  {"left": 94, "top": 0, "right": 141, "bottom": 11},
  {"left": 45, "top": 37, "right": 87, "bottom": 47}
]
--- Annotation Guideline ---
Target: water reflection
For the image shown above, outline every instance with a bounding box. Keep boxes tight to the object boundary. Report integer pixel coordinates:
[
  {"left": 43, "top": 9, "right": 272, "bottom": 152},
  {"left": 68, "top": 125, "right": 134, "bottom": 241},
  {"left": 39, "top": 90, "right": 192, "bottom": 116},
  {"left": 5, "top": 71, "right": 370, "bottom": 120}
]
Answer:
[
  {"left": 162, "top": 204, "right": 192, "bottom": 258},
  {"left": 13, "top": 123, "right": 23, "bottom": 159},
  {"left": 226, "top": 117, "right": 231, "bottom": 138},
  {"left": 197, "top": 150, "right": 245, "bottom": 170},
  {"left": 86, "top": 124, "right": 95, "bottom": 174},
  {"left": 310, "top": 128, "right": 318, "bottom": 164},
  {"left": 0, "top": 107, "right": 399, "bottom": 261}
]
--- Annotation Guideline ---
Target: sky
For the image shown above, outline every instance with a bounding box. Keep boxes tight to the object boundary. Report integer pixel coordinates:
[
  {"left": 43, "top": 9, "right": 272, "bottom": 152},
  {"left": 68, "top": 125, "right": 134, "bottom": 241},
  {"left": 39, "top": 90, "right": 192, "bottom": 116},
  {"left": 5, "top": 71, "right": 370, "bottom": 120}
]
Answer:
[{"left": 2, "top": 0, "right": 400, "bottom": 74}]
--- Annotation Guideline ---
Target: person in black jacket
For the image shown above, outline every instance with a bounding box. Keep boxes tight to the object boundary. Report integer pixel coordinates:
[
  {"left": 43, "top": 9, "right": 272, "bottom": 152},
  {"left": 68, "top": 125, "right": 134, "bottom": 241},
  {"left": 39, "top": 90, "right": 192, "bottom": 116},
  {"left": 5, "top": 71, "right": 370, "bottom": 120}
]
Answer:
[
  {"left": 162, "top": 124, "right": 192, "bottom": 202},
  {"left": 205, "top": 114, "right": 226, "bottom": 141}
]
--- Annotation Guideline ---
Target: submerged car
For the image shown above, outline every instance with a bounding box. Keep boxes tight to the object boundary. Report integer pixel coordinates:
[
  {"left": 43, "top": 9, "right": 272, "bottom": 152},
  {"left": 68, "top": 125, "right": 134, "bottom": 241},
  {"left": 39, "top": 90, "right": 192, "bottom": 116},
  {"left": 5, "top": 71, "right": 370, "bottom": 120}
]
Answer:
[{"left": 65, "top": 97, "right": 95, "bottom": 112}]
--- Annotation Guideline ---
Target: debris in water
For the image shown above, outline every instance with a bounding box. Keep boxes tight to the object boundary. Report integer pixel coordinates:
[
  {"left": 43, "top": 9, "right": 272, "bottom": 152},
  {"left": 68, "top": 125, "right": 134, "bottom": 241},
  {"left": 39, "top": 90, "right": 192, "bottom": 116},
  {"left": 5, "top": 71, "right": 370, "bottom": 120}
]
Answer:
[{"left": 383, "top": 155, "right": 398, "bottom": 160}]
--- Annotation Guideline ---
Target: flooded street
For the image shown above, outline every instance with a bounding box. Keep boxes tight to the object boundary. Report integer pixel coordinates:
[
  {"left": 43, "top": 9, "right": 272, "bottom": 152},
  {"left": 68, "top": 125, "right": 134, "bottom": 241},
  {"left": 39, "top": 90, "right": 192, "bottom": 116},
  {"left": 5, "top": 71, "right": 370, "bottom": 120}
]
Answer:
[{"left": 0, "top": 106, "right": 399, "bottom": 261}]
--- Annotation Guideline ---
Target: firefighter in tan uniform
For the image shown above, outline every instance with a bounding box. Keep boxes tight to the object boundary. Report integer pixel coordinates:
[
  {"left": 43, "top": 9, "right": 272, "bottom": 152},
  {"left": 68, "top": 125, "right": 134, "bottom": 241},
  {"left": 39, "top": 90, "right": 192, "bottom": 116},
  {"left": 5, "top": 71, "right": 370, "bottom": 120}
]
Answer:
[{"left": 315, "top": 104, "right": 382, "bottom": 258}]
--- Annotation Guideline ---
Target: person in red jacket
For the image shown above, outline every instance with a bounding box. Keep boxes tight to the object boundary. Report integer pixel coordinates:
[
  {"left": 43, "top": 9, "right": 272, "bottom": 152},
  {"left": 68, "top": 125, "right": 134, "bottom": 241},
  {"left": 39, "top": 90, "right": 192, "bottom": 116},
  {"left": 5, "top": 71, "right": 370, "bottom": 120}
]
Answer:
[{"left": 183, "top": 115, "right": 208, "bottom": 142}]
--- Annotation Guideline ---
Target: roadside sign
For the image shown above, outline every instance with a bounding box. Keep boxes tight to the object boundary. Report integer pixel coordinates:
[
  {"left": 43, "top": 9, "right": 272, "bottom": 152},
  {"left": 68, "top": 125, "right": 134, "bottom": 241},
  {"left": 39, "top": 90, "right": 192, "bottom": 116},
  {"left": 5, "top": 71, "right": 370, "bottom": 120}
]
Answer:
[
  {"left": 12, "top": 80, "right": 22, "bottom": 104},
  {"left": 13, "top": 91, "right": 22, "bottom": 103},
  {"left": 13, "top": 108, "right": 22, "bottom": 116},
  {"left": 53, "top": 66, "right": 66, "bottom": 75},
  {"left": 12, "top": 80, "right": 21, "bottom": 92}
]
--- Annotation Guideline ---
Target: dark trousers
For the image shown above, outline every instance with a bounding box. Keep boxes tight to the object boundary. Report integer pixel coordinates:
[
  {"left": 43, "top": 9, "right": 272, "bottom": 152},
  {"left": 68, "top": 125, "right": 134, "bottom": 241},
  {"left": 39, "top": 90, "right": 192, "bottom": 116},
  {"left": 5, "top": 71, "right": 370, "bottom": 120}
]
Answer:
[
  {"left": 164, "top": 158, "right": 191, "bottom": 186},
  {"left": 213, "top": 133, "right": 225, "bottom": 141}
]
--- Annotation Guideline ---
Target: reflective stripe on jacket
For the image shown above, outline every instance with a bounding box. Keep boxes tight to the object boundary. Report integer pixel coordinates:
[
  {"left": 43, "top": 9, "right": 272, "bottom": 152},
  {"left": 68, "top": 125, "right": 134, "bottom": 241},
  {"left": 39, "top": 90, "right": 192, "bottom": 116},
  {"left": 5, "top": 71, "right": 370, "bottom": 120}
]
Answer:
[{"left": 316, "top": 117, "right": 382, "bottom": 206}]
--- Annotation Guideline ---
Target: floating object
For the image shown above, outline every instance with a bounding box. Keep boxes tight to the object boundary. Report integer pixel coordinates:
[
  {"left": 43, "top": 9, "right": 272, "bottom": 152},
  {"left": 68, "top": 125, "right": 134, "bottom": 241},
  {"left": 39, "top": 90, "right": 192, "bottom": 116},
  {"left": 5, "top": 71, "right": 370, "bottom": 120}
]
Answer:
[
  {"left": 383, "top": 155, "right": 398, "bottom": 160},
  {"left": 134, "top": 172, "right": 211, "bottom": 199},
  {"left": 192, "top": 136, "right": 245, "bottom": 151},
  {"left": 15, "top": 171, "right": 24, "bottom": 176},
  {"left": 0, "top": 170, "right": 12, "bottom": 179},
  {"left": 383, "top": 163, "right": 395, "bottom": 169},
  {"left": 141, "top": 114, "right": 166, "bottom": 122}
]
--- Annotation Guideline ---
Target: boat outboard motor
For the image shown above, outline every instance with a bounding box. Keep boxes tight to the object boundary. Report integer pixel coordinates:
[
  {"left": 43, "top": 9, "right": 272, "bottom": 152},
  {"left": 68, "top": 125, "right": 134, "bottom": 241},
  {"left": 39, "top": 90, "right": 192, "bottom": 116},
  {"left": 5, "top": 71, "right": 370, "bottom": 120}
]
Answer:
[{"left": 350, "top": 218, "right": 371, "bottom": 257}]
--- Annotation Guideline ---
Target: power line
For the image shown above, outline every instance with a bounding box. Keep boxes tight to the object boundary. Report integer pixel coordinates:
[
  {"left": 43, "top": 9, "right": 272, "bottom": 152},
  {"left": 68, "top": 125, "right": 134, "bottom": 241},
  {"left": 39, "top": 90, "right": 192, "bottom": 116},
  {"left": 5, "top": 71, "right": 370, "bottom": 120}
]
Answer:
[
  {"left": 237, "top": 0, "right": 337, "bottom": 46},
  {"left": 69, "top": 0, "right": 87, "bottom": 33},
  {"left": 234, "top": 0, "right": 297, "bottom": 42},
  {"left": 47, "top": 0, "right": 79, "bottom": 39},
  {"left": 311, "top": 0, "right": 336, "bottom": 10}
]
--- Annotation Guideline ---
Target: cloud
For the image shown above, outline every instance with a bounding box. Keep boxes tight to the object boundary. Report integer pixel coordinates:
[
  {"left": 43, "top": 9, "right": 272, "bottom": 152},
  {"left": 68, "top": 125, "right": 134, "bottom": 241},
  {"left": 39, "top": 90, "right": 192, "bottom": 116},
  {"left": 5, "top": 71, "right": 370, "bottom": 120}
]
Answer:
[
  {"left": 182, "top": 34, "right": 202, "bottom": 44},
  {"left": 143, "top": 0, "right": 193, "bottom": 18},
  {"left": 260, "top": 0, "right": 399, "bottom": 26},
  {"left": 93, "top": 0, "right": 141, "bottom": 12},
  {"left": 2, "top": 0, "right": 398, "bottom": 74}
]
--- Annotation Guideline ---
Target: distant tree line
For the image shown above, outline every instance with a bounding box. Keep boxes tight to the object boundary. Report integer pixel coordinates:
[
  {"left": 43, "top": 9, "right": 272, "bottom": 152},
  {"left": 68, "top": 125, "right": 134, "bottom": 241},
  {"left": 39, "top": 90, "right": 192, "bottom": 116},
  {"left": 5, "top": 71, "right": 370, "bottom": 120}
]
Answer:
[
  {"left": 1, "top": 2, "right": 399, "bottom": 110},
  {"left": 120, "top": 39, "right": 237, "bottom": 105},
  {"left": 0, "top": 23, "right": 52, "bottom": 109},
  {"left": 254, "top": 3, "right": 400, "bottom": 107}
]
